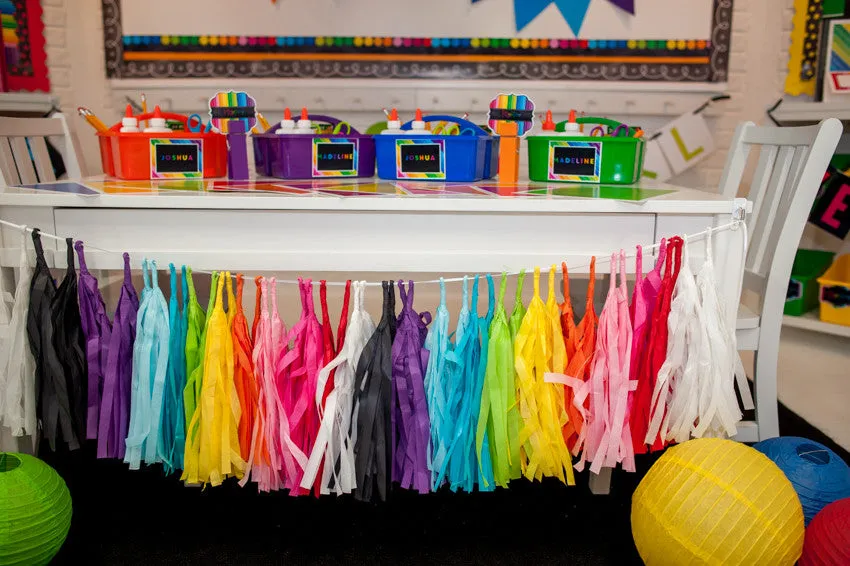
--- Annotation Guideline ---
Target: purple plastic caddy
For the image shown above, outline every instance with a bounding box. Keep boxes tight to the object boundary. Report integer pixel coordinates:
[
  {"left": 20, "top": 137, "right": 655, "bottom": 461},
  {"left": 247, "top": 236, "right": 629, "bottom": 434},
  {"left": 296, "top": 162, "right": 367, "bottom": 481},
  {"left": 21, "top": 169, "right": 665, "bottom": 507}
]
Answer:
[{"left": 252, "top": 114, "right": 376, "bottom": 179}]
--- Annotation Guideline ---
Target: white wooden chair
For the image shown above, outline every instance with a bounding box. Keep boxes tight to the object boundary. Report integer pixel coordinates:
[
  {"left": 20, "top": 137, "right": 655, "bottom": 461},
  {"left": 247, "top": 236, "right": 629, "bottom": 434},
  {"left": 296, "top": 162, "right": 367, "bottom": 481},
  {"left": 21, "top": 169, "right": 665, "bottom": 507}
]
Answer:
[
  {"left": 717, "top": 118, "right": 843, "bottom": 442},
  {"left": 0, "top": 113, "right": 86, "bottom": 186}
]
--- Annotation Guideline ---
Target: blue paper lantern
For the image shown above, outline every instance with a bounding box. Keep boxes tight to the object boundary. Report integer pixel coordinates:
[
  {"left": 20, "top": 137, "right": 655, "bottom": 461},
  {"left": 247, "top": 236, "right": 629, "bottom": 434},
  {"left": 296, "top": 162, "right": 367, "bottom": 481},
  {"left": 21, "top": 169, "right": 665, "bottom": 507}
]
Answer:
[{"left": 754, "top": 437, "right": 850, "bottom": 525}]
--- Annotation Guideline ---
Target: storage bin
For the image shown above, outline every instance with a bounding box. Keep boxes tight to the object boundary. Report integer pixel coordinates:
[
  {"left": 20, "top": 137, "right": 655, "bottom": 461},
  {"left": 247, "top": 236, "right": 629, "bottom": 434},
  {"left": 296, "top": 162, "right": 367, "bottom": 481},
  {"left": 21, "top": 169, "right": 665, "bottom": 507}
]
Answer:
[
  {"left": 527, "top": 116, "right": 645, "bottom": 184},
  {"left": 818, "top": 254, "right": 850, "bottom": 325},
  {"left": 252, "top": 114, "right": 375, "bottom": 179},
  {"left": 97, "top": 112, "right": 227, "bottom": 180},
  {"left": 374, "top": 115, "right": 498, "bottom": 182},
  {"left": 785, "top": 249, "right": 835, "bottom": 316}
]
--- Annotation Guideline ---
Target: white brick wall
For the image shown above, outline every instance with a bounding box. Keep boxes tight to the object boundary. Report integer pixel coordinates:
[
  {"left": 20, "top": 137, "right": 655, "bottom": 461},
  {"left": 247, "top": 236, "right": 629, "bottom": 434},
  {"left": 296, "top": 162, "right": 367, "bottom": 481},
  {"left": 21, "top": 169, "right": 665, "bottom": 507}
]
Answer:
[
  {"left": 42, "top": 0, "right": 797, "bottom": 180},
  {"left": 43, "top": 0, "right": 114, "bottom": 173},
  {"left": 677, "top": 0, "right": 796, "bottom": 189}
]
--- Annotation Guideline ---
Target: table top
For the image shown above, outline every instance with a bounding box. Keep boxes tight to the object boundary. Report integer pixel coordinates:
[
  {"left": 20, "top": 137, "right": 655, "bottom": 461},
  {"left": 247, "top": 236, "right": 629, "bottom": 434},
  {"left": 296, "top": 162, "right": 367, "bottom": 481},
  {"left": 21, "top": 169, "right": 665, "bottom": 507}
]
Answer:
[{"left": 0, "top": 177, "right": 743, "bottom": 215}]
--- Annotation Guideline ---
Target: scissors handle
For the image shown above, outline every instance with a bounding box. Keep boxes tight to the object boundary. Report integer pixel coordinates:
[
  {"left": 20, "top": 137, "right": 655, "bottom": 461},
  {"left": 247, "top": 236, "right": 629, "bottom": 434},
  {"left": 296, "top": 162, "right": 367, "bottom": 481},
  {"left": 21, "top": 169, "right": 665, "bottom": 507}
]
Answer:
[
  {"left": 556, "top": 116, "right": 638, "bottom": 137},
  {"left": 188, "top": 114, "right": 203, "bottom": 133},
  {"left": 609, "top": 124, "right": 630, "bottom": 137},
  {"left": 589, "top": 126, "right": 606, "bottom": 137}
]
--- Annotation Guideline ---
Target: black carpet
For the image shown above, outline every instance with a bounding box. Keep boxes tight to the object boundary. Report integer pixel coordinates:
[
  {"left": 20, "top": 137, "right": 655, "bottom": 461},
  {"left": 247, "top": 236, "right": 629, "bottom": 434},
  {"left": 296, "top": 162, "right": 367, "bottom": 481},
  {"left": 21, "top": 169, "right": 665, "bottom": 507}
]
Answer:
[{"left": 44, "top": 403, "right": 849, "bottom": 566}]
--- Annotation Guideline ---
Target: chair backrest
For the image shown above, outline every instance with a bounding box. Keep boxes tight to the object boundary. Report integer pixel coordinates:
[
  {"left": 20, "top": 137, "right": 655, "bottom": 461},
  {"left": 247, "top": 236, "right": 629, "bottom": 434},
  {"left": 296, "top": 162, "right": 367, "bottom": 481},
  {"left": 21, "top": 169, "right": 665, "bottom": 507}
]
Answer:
[
  {"left": 0, "top": 114, "right": 85, "bottom": 186},
  {"left": 718, "top": 118, "right": 842, "bottom": 325}
]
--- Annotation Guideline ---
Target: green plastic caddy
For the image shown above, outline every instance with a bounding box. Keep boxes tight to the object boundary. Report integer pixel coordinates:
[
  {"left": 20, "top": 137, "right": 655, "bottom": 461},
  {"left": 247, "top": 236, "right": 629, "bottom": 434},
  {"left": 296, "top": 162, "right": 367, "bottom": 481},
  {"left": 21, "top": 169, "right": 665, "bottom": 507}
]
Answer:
[{"left": 527, "top": 116, "right": 646, "bottom": 184}]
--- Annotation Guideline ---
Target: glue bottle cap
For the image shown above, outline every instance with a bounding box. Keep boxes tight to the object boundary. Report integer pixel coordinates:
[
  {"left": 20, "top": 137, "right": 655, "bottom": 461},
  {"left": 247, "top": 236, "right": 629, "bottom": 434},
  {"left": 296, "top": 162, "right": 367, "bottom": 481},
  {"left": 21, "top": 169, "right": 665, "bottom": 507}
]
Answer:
[
  {"left": 121, "top": 104, "right": 139, "bottom": 130},
  {"left": 412, "top": 108, "right": 426, "bottom": 130},
  {"left": 386, "top": 108, "right": 401, "bottom": 130},
  {"left": 277, "top": 107, "right": 296, "bottom": 131},
  {"left": 300, "top": 107, "right": 309, "bottom": 121},
  {"left": 564, "top": 109, "right": 580, "bottom": 133},
  {"left": 542, "top": 110, "right": 556, "bottom": 131}
]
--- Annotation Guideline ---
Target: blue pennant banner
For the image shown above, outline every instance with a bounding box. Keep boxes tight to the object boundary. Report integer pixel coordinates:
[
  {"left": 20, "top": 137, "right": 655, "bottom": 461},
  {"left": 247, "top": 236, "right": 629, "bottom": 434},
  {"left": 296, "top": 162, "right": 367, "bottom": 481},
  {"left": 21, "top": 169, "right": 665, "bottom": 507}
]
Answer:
[
  {"left": 475, "top": 0, "right": 636, "bottom": 33},
  {"left": 513, "top": 0, "right": 592, "bottom": 33}
]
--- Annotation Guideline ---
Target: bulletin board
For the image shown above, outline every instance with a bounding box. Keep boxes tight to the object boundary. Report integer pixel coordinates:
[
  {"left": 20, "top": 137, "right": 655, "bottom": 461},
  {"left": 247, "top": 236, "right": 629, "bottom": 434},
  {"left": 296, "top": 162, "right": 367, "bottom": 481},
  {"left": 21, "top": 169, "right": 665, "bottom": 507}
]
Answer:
[
  {"left": 103, "top": 0, "right": 732, "bottom": 82},
  {"left": 1, "top": 0, "right": 49, "bottom": 91}
]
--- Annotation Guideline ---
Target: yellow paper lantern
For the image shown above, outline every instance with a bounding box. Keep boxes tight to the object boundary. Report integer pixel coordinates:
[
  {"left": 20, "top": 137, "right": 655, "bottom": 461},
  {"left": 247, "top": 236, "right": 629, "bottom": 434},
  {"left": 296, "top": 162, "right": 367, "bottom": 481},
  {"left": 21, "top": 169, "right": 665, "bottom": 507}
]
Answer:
[{"left": 631, "top": 438, "right": 804, "bottom": 566}]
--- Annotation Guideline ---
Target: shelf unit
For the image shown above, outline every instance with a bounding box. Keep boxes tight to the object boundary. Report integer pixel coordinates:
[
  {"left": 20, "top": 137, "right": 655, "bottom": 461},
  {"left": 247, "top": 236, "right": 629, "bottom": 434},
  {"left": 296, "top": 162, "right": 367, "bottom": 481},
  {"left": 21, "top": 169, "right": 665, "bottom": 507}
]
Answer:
[
  {"left": 775, "top": 99, "right": 850, "bottom": 338},
  {"left": 783, "top": 311, "right": 850, "bottom": 338},
  {"left": 772, "top": 100, "right": 850, "bottom": 123},
  {"left": 0, "top": 92, "right": 57, "bottom": 115}
]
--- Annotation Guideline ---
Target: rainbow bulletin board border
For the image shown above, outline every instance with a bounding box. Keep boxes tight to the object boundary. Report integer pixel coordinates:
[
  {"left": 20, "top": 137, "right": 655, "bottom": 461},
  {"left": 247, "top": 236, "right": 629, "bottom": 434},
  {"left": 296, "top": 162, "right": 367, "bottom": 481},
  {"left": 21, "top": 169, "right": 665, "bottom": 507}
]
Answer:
[
  {"left": 101, "top": 0, "right": 732, "bottom": 82},
  {"left": 1, "top": 0, "right": 49, "bottom": 91}
]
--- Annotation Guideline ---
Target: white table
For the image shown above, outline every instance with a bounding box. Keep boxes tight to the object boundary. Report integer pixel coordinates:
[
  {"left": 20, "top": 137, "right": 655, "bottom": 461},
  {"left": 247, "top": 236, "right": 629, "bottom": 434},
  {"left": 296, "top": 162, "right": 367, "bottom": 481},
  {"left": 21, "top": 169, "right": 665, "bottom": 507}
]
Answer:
[{"left": 0, "top": 177, "right": 750, "bottom": 493}]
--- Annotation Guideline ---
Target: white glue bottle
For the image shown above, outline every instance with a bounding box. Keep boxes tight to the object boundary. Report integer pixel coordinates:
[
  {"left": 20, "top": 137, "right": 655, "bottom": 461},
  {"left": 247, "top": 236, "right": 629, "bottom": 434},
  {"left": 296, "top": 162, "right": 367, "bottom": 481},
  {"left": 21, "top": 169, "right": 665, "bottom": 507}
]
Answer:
[
  {"left": 275, "top": 107, "right": 296, "bottom": 134},
  {"left": 543, "top": 110, "right": 581, "bottom": 137},
  {"left": 143, "top": 106, "right": 171, "bottom": 133},
  {"left": 405, "top": 108, "right": 430, "bottom": 135},
  {"left": 380, "top": 108, "right": 405, "bottom": 134},
  {"left": 119, "top": 104, "right": 140, "bottom": 133},
  {"left": 293, "top": 107, "right": 313, "bottom": 134},
  {"left": 560, "top": 110, "right": 582, "bottom": 136}
]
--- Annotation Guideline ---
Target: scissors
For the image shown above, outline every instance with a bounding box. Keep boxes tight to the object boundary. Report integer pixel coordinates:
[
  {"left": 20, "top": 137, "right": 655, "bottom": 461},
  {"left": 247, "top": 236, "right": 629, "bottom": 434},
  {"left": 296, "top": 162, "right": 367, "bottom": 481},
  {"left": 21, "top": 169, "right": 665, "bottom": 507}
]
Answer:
[
  {"left": 332, "top": 121, "right": 353, "bottom": 135},
  {"left": 188, "top": 113, "right": 203, "bottom": 133},
  {"left": 590, "top": 124, "right": 631, "bottom": 137},
  {"left": 609, "top": 124, "right": 631, "bottom": 137}
]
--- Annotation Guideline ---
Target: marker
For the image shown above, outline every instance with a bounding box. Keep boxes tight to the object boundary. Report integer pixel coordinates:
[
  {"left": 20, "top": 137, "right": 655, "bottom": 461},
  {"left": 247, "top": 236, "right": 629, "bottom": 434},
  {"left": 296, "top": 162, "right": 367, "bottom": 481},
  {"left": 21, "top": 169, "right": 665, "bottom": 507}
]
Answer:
[{"left": 496, "top": 121, "right": 520, "bottom": 184}]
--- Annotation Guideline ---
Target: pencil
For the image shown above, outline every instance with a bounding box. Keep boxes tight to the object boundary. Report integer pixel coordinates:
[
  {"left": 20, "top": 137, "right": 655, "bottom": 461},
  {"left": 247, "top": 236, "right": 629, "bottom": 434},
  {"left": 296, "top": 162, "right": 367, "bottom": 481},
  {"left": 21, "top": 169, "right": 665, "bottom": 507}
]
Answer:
[
  {"left": 76, "top": 107, "right": 109, "bottom": 133},
  {"left": 256, "top": 112, "right": 271, "bottom": 132},
  {"left": 140, "top": 93, "right": 148, "bottom": 128}
]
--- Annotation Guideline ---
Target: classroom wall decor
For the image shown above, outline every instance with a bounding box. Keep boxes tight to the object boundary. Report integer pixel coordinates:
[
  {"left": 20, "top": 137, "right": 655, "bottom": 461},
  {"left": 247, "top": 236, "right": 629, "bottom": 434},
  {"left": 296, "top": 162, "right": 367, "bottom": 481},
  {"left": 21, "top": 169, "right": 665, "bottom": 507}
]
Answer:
[
  {"left": 102, "top": 0, "right": 732, "bottom": 82},
  {"left": 0, "top": 0, "right": 49, "bottom": 91},
  {"left": 785, "top": 0, "right": 850, "bottom": 99}
]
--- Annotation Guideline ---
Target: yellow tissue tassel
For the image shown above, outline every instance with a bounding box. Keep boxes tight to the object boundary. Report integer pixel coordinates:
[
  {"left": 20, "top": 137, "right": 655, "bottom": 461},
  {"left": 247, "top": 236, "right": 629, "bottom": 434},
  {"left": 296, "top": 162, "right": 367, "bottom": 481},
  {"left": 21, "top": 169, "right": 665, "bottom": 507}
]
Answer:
[
  {"left": 222, "top": 274, "right": 245, "bottom": 480},
  {"left": 513, "top": 266, "right": 574, "bottom": 484},
  {"left": 194, "top": 273, "right": 246, "bottom": 486},
  {"left": 182, "top": 271, "right": 218, "bottom": 485}
]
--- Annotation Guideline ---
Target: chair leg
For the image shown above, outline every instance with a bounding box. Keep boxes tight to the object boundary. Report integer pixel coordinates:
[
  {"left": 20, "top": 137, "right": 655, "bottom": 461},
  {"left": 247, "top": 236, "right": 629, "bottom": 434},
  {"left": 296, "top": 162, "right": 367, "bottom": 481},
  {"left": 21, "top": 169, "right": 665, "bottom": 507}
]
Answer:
[{"left": 753, "top": 347, "right": 780, "bottom": 440}]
